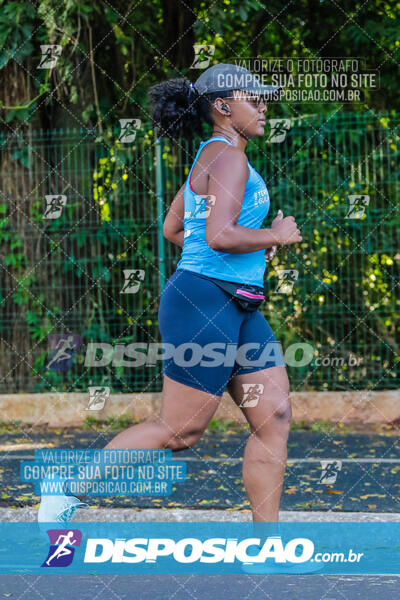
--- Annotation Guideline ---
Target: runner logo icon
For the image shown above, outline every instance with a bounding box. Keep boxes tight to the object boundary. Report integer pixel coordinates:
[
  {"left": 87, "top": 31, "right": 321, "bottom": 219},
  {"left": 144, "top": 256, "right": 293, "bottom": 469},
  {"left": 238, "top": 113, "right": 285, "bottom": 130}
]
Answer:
[{"left": 41, "top": 529, "right": 82, "bottom": 568}]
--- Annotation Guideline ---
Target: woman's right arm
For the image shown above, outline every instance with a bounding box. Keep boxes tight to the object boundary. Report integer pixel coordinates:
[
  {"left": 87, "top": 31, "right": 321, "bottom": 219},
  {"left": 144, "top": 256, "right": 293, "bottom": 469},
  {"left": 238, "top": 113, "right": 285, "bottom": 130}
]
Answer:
[{"left": 205, "top": 146, "right": 302, "bottom": 253}]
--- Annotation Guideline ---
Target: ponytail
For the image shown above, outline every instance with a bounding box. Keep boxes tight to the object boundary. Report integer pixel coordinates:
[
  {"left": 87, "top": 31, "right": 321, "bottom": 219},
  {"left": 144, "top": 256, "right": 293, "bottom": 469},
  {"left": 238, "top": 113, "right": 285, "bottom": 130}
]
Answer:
[
  {"left": 149, "top": 77, "right": 233, "bottom": 140},
  {"left": 148, "top": 77, "right": 203, "bottom": 140}
]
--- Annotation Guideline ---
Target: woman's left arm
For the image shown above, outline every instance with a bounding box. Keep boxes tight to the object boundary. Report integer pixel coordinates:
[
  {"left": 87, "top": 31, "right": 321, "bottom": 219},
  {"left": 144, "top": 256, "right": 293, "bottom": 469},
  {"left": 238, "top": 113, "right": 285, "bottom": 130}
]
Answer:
[{"left": 162, "top": 183, "right": 185, "bottom": 247}]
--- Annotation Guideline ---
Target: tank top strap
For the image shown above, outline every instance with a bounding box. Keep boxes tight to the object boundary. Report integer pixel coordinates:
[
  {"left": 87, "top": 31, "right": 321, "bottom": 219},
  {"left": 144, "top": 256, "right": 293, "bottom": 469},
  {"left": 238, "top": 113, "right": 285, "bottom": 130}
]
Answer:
[
  {"left": 202, "top": 135, "right": 234, "bottom": 147},
  {"left": 201, "top": 135, "right": 251, "bottom": 166},
  {"left": 186, "top": 136, "right": 235, "bottom": 191}
]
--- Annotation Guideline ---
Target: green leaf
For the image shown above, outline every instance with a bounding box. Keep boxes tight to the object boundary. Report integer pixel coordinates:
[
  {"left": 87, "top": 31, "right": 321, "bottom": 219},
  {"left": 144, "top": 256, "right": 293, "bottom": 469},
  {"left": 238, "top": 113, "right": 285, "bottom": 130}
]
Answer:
[{"left": 238, "top": 6, "right": 248, "bottom": 21}]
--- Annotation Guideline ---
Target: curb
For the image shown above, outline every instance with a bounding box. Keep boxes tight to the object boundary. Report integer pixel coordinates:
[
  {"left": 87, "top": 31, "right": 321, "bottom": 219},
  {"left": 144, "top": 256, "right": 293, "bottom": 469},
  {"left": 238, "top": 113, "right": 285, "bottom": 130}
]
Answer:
[
  {"left": 0, "top": 390, "right": 399, "bottom": 427},
  {"left": 1, "top": 508, "right": 400, "bottom": 522}
]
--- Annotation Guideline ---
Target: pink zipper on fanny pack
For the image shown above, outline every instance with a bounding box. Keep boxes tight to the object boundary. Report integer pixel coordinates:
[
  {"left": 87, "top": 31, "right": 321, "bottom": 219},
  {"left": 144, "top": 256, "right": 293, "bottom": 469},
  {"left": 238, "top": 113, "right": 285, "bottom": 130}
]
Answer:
[{"left": 235, "top": 289, "right": 265, "bottom": 299}]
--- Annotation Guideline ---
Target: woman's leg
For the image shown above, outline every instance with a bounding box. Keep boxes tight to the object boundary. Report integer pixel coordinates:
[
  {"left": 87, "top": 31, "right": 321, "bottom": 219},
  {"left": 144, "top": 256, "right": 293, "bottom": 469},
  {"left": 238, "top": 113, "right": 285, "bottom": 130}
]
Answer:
[
  {"left": 105, "top": 374, "right": 221, "bottom": 450},
  {"left": 226, "top": 365, "right": 291, "bottom": 522},
  {"left": 70, "top": 270, "right": 240, "bottom": 499},
  {"left": 70, "top": 374, "right": 221, "bottom": 500}
]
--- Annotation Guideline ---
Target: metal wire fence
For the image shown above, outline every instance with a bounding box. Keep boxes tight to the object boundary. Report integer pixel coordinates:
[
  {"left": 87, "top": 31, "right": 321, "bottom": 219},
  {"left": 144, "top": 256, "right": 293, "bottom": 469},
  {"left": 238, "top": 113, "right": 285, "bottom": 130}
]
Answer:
[{"left": 0, "top": 111, "right": 399, "bottom": 393}]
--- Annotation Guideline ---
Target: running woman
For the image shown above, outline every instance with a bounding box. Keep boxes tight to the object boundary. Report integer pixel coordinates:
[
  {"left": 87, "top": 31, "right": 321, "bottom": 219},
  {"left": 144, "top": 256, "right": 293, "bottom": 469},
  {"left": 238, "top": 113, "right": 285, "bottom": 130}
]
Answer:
[{"left": 38, "top": 63, "right": 302, "bottom": 530}]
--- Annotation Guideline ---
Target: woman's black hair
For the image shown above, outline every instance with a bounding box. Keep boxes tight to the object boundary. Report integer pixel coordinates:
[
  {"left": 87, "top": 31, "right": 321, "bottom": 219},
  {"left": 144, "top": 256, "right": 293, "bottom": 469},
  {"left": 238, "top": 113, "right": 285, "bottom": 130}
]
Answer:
[{"left": 148, "top": 77, "right": 232, "bottom": 140}]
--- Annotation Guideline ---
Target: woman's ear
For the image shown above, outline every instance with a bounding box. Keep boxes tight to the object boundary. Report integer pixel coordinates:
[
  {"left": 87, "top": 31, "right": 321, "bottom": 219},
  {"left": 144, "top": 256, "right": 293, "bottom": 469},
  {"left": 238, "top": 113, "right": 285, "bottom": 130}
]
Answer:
[{"left": 213, "top": 98, "right": 231, "bottom": 116}]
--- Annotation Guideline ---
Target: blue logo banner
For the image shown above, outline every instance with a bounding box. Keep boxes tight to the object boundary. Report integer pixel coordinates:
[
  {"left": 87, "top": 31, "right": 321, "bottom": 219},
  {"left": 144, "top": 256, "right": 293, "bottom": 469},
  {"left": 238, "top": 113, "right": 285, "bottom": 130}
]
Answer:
[{"left": 0, "top": 522, "right": 399, "bottom": 574}]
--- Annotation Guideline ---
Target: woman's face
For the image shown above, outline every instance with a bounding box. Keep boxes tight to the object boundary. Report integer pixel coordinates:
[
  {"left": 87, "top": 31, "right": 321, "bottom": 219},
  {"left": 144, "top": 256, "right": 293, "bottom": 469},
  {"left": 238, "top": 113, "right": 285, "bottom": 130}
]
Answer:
[{"left": 219, "top": 90, "right": 268, "bottom": 139}]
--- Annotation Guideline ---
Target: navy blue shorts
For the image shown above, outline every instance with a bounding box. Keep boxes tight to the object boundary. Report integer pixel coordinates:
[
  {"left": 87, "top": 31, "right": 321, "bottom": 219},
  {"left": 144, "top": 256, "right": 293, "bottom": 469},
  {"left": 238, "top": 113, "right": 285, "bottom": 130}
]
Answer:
[{"left": 158, "top": 269, "right": 285, "bottom": 396}]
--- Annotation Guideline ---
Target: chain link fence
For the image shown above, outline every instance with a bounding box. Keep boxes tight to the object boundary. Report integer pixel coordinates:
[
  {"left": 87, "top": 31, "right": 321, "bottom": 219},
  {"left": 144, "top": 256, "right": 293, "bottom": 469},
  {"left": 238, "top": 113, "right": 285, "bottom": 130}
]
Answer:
[{"left": 0, "top": 112, "right": 399, "bottom": 393}]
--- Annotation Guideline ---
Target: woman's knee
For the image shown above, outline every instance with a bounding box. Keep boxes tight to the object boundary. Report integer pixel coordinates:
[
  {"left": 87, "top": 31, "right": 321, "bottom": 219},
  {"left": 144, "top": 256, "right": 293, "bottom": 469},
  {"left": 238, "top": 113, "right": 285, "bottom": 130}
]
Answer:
[
  {"left": 167, "top": 429, "right": 204, "bottom": 450},
  {"left": 154, "top": 418, "right": 204, "bottom": 450},
  {"left": 261, "top": 368, "right": 291, "bottom": 421},
  {"left": 251, "top": 394, "right": 292, "bottom": 440},
  {"left": 267, "top": 368, "right": 291, "bottom": 422},
  {"left": 273, "top": 395, "right": 292, "bottom": 423}
]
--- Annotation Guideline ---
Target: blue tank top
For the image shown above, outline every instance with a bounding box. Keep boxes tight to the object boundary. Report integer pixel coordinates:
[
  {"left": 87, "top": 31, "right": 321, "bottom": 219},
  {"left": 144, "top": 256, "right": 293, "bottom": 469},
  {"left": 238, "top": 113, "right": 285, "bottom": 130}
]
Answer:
[{"left": 176, "top": 135, "right": 270, "bottom": 287}]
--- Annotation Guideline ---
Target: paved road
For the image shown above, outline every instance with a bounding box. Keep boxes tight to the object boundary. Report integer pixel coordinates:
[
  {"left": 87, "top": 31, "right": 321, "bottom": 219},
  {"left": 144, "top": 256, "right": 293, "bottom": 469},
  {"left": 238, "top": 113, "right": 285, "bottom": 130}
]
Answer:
[
  {"left": 1, "top": 429, "right": 399, "bottom": 594},
  {"left": 1, "top": 430, "right": 399, "bottom": 512},
  {"left": 0, "top": 574, "right": 399, "bottom": 599}
]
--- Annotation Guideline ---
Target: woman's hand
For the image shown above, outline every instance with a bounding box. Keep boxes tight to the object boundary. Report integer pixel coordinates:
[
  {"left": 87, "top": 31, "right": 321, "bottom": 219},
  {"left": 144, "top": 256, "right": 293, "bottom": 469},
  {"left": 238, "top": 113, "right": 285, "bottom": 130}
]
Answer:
[{"left": 270, "top": 209, "right": 302, "bottom": 246}]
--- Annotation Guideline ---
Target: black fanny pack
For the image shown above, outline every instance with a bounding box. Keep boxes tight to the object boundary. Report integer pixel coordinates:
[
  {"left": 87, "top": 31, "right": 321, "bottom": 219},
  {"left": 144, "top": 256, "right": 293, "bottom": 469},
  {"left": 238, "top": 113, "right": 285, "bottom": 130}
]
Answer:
[{"left": 192, "top": 272, "right": 265, "bottom": 312}]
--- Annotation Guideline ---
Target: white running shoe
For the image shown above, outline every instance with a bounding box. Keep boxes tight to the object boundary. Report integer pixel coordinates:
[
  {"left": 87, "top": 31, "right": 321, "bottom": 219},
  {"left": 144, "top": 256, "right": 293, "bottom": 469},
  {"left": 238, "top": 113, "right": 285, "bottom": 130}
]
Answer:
[{"left": 38, "top": 476, "right": 89, "bottom": 526}]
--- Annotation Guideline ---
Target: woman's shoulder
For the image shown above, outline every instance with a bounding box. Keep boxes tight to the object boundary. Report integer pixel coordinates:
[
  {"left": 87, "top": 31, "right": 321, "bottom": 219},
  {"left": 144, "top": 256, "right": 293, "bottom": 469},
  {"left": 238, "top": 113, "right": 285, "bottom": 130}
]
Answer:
[{"left": 192, "top": 138, "right": 249, "bottom": 185}]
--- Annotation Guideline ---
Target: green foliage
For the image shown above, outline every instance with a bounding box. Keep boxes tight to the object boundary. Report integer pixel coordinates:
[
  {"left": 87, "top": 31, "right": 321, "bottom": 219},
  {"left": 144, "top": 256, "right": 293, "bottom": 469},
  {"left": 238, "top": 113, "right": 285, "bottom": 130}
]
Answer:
[
  {"left": 290, "top": 420, "right": 352, "bottom": 434},
  {"left": 0, "top": 1, "right": 399, "bottom": 126},
  {"left": 207, "top": 418, "right": 239, "bottom": 432},
  {"left": 83, "top": 413, "right": 135, "bottom": 431},
  {"left": 0, "top": 1, "right": 36, "bottom": 68}
]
